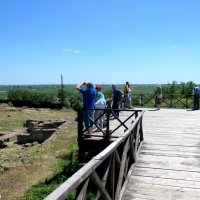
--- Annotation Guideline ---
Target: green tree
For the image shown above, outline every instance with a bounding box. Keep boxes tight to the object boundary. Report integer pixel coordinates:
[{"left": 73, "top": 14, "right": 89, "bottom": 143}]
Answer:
[
  {"left": 180, "top": 81, "right": 195, "bottom": 96},
  {"left": 162, "top": 81, "right": 178, "bottom": 95}
]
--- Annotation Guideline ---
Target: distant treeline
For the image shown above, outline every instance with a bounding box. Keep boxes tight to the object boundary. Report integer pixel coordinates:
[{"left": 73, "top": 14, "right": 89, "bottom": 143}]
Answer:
[{"left": 0, "top": 81, "right": 196, "bottom": 109}]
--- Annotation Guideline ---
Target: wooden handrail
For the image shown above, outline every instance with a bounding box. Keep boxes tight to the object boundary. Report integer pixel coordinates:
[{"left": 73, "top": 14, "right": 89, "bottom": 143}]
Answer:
[
  {"left": 78, "top": 108, "right": 140, "bottom": 139},
  {"left": 45, "top": 110, "right": 145, "bottom": 200},
  {"left": 132, "top": 93, "right": 194, "bottom": 108}
]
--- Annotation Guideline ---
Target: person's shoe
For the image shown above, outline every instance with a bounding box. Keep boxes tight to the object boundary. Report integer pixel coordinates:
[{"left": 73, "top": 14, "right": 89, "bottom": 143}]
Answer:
[{"left": 128, "top": 107, "right": 134, "bottom": 109}]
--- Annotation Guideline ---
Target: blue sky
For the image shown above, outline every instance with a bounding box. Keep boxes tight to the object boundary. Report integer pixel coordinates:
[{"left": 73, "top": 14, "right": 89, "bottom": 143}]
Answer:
[{"left": 0, "top": 0, "right": 200, "bottom": 85}]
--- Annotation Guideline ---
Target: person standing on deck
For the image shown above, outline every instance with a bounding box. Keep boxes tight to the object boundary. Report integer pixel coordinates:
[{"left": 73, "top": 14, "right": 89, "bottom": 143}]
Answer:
[
  {"left": 124, "top": 81, "right": 134, "bottom": 109},
  {"left": 95, "top": 85, "right": 105, "bottom": 99},
  {"left": 154, "top": 85, "right": 163, "bottom": 110},
  {"left": 193, "top": 85, "right": 200, "bottom": 110},
  {"left": 76, "top": 82, "right": 96, "bottom": 134},
  {"left": 124, "top": 82, "right": 129, "bottom": 108},
  {"left": 110, "top": 84, "right": 122, "bottom": 117},
  {"left": 94, "top": 91, "right": 106, "bottom": 129}
]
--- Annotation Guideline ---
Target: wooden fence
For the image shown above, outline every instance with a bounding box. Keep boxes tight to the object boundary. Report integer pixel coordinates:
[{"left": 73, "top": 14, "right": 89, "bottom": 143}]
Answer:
[
  {"left": 132, "top": 94, "right": 194, "bottom": 109},
  {"left": 77, "top": 108, "right": 141, "bottom": 139},
  {"left": 45, "top": 109, "right": 145, "bottom": 200}
]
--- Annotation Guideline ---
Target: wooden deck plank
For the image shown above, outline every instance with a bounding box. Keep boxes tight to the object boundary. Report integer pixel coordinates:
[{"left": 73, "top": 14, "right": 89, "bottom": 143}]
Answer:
[
  {"left": 121, "top": 108, "right": 200, "bottom": 200},
  {"left": 132, "top": 167, "right": 200, "bottom": 182}
]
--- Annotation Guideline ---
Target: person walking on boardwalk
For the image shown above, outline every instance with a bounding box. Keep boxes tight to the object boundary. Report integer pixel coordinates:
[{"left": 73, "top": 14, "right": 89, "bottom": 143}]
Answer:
[
  {"left": 76, "top": 82, "right": 96, "bottom": 134},
  {"left": 193, "top": 85, "right": 200, "bottom": 110},
  {"left": 154, "top": 85, "right": 162, "bottom": 110}
]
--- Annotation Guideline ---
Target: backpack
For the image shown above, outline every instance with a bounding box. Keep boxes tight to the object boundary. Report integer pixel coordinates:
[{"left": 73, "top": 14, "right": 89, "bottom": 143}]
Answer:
[{"left": 117, "top": 89, "right": 123, "bottom": 100}]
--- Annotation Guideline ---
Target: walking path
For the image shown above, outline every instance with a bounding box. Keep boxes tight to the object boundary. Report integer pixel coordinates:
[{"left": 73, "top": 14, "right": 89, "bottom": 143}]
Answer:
[{"left": 121, "top": 108, "right": 200, "bottom": 200}]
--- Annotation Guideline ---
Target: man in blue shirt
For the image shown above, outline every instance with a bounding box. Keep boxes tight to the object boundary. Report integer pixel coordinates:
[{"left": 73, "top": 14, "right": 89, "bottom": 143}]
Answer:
[
  {"left": 76, "top": 82, "right": 96, "bottom": 134},
  {"left": 193, "top": 85, "right": 200, "bottom": 110}
]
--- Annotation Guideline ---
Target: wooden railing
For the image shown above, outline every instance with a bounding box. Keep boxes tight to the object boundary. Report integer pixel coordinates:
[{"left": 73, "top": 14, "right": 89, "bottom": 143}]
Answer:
[
  {"left": 77, "top": 108, "right": 140, "bottom": 139},
  {"left": 45, "top": 109, "right": 145, "bottom": 200},
  {"left": 132, "top": 94, "right": 194, "bottom": 109}
]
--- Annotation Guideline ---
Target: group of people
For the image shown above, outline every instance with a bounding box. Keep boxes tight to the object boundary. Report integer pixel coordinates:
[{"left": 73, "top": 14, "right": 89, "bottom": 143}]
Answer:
[
  {"left": 76, "top": 81, "right": 200, "bottom": 134},
  {"left": 75, "top": 81, "right": 134, "bottom": 134},
  {"left": 154, "top": 84, "right": 200, "bottom": 111},
  {"left": 75, "top": 81, "right": 167, "bottom": 134}
]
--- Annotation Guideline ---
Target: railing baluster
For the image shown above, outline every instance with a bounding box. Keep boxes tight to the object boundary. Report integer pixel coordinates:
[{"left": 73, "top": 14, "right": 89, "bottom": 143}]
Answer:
[
  {"left": 115, "top": 137, "right": 130, "bottom": 200},
  {"left": 90, "top": 171, "right": 112, "bottom": 200},
  {"left": 76, "top": 178, "right": 89, "bottom": 200},
  {"left": 45, "top": 110, "right": 145, "bottom": 200}
]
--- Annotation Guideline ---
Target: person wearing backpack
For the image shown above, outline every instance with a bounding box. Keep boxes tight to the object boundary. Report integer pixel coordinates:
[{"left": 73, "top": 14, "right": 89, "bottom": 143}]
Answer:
[{"left": 111, "top": 84, "right": 122, "bottom": 117}]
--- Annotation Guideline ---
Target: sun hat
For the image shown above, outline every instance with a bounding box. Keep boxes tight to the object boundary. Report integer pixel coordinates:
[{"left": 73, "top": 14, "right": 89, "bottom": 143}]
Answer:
[{"left": 86, "top": 82, "right": 94, "bottom": 89}]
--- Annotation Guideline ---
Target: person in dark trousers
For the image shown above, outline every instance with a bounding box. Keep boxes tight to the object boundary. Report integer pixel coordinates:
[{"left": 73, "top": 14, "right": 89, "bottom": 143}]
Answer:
[
  {"left": 111, "top": 84, "right": 122, "bottom": 118},
  {"left": 193, "top": 85, "right": 200, "bottom": 110}
]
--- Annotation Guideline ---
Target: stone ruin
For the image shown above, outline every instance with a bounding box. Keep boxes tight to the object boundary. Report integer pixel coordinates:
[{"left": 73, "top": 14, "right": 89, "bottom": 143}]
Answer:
[
  {"left": 0, "top": 132, "right": 19, "bottom": 148},
  {"left": 17, "top": 119, "right": 66, "bottom": 144},
  {"left": 0, "top": 119, "right": 66, "bottom": 148}
]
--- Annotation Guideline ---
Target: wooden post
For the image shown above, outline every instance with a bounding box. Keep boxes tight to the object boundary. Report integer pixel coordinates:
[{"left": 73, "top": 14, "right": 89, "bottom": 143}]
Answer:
[
  {"left": 186, "top": 96, "right": 189, "bottom": 108},
  {"left": 141, "top": 95, "right": 144, "bottom": 107},
  {"left": 106, "top": 109, "right": 110, "bottom": 137},
  {"left": 78, "top": 108, "right": 83, "bottom": 141},
  {"left": 170, "top": 94, "right": 173, "bottom": 108},
  {"left": 61, "top": 74, "right": 64, "bottom": 107},
  {"left": 139, "top": 117, "right": 144, "bottom": 141},
  {"left": 111, "top": 153, "right": 116, "bottom": 199}
]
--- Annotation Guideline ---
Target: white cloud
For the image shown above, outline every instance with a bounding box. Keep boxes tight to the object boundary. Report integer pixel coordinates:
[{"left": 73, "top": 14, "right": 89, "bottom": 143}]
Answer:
[
  {"left": 62, "top": 48, "right": 81, "bottom": 53},
  {"left": 73, "top": 50, "right": 81, "bottom": 53}
]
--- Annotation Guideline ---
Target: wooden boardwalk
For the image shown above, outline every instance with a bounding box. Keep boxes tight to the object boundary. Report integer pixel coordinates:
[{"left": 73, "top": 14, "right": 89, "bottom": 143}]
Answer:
[{"left": 121, "top": 108, "right": 200, "bottom": 200}]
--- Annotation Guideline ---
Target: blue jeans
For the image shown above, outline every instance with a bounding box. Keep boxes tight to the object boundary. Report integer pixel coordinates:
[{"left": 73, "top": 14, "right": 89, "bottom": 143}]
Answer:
[
  {"left": 83, "top": 109, "right": 94, "bottom": 128},
  {"left": 94, "top": 110, "right": 104, "bottom": 129}
]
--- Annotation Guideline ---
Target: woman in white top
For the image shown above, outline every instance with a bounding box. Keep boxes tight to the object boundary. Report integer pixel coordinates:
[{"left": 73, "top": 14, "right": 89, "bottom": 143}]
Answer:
[{"left": 94, "top": 92, "right": 106, "bottom": 129}]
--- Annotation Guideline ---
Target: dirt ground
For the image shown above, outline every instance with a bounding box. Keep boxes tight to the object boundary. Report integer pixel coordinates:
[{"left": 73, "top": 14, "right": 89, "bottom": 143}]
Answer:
[{"left": 0, "top": 104, "right": 77, "bottom": 200}]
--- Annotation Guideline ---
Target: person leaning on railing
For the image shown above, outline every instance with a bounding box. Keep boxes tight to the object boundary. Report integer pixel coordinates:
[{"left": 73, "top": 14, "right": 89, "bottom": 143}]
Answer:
[{"left": 76, "top": 82, "right": 96, "bottom": 134}]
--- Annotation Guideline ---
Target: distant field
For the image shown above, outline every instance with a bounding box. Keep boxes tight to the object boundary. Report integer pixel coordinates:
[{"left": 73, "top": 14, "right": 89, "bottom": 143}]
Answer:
[
  {"left": 0, "top": 84, "right": 156, "bottom": 92},
  {"left": 0, "top": 84, "right": 156, "bottom": 101},
  {"left": 0, "top": 84, "right": 195, "bottom": 109}
]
